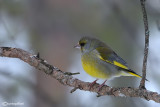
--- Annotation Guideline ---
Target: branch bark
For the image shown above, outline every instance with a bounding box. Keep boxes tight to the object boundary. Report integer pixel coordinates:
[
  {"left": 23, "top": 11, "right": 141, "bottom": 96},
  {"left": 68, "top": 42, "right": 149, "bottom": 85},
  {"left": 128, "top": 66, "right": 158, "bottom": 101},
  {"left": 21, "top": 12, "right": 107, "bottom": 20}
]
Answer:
[
  {"left": 139, "top": 0, "right": 150, "bottom": 89},
  {"left": 0, "top": 47, "right": 160, "bottom": 103}
]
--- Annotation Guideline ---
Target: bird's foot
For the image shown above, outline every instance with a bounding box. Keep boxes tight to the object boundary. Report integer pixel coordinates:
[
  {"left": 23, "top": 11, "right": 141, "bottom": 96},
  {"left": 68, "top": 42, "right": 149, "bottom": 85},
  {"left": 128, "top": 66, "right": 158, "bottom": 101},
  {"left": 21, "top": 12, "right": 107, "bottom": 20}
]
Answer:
[
  {"left": 98, "top": 80, "right": 107, "bottom": 91},
  {"left": 89, "top": 79, "right": 98, "bottom": 90}
]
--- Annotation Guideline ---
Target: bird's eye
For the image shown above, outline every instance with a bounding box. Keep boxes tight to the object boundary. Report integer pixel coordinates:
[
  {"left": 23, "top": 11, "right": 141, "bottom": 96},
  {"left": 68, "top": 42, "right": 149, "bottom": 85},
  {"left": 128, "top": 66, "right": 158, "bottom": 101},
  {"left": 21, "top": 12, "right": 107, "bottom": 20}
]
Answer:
[{"left": 80, "top": 43, "right": 85, "bottom": 47}]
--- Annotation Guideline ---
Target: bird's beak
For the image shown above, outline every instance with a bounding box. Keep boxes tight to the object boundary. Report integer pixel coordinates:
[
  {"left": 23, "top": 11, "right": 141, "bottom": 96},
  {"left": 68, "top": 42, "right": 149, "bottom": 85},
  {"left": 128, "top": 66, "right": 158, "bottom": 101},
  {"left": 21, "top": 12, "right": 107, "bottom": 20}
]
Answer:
[{"left": 74, "top": 43, "right": 81, "bottom": 49}]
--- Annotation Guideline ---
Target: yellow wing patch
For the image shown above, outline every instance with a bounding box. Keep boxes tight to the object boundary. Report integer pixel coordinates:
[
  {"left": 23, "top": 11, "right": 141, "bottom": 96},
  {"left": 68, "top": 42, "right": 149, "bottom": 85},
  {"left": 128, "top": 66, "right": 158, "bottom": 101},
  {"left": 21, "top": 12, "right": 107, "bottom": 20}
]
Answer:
[
  {"left": 113, "top": 61, "right": 128, "bottom": 69},
  {"left": 113, "top": 61, "right": 141, "bottom": 78},
  {"left": 98, "top": 55, "right": 112, "bottom": 64},
  {"left": 128, "top": 72, "right": 141, "bottom": 78},
  {"left": 98, "top": 54, "right": 128, "bottom": 69},
  {"left": 96, "top": 53, "right": 143, "bottom": 79}
]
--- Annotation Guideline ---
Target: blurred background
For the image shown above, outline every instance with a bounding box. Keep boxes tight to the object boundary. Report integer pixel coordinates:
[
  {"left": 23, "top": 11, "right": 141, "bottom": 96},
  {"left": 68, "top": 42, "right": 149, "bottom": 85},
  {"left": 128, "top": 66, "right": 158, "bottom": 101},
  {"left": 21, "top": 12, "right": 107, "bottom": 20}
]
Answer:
[{"left": 0, "top": 0, "right": 160, "bottom": 107}]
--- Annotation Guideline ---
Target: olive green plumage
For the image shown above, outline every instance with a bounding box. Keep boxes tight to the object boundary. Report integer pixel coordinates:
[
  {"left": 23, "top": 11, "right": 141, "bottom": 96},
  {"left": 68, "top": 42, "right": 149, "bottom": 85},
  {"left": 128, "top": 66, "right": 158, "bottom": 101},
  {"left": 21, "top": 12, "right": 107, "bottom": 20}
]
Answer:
[{"left": 75, "top": 37, "right": 142, "bottom": 80}]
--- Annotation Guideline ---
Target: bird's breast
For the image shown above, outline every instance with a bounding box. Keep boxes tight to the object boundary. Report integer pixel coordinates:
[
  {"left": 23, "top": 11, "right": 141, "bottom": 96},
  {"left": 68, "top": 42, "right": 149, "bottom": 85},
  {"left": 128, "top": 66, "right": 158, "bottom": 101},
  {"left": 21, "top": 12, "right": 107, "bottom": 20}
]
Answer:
[{"left": 81, "top": 52, "right": 112, "bottom": 79}]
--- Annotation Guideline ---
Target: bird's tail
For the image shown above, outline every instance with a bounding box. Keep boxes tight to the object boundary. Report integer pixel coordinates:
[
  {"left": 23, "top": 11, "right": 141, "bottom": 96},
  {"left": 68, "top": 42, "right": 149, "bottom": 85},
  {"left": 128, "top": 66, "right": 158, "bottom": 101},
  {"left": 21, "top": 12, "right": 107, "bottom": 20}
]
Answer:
[
  {"left": 127, "top": 69, "right": 141, "bottom": 78},
  {"left": 122, "top": 68, "right": 148, "bottom": 81}
]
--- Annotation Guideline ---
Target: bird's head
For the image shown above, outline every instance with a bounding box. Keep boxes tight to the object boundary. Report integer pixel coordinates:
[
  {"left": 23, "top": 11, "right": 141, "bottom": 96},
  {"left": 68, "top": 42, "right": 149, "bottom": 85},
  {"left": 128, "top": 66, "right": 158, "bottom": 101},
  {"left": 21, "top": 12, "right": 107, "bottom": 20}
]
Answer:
[{"left": 74, "top": 37, "right": 106, "bottom": 53}]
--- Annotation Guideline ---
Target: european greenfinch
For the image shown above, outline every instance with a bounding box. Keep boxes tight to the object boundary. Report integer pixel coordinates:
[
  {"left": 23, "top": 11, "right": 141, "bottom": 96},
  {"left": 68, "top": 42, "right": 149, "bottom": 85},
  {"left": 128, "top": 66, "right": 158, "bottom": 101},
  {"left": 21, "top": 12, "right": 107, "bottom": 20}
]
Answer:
[{"left": 75, "top": 37, "right": 142, "bottom": 89}]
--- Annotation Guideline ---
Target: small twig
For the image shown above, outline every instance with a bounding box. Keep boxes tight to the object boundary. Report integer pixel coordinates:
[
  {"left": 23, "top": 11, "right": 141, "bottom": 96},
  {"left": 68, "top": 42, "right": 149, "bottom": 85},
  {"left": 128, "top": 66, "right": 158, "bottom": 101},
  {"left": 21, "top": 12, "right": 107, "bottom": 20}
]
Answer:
[
  {"left": 70, "top": 87, "right": 79, "bottom": 93},
  {"left": 96, "top": 93, "right": 101, "bottom": 97},
  {"left": 64, "top": 72, "right": 80, "bottom": 75},
  {"left": 36, "top": 52, "right": 40, "bottom": 58},
  {"left": 139, "top": 0, "right": 150, "bottom": 89}
]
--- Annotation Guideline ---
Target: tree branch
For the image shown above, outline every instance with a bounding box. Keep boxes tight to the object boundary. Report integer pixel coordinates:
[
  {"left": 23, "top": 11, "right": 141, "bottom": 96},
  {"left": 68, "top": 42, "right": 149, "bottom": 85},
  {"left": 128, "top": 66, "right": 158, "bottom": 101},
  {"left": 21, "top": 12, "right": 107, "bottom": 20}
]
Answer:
[
  {"left": 0, "top": 47, "right": 160, "bottom": 103},
  {"left": 139, "top": 0, "right": 150, "bottom": 89}
]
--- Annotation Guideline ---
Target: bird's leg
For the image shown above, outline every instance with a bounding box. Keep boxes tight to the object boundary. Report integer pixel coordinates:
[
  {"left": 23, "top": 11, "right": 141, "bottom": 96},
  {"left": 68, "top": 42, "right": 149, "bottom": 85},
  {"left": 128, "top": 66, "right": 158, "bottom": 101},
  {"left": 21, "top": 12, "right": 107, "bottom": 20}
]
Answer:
[
  {"left": 89, "top": 79, "right": 98, "bottom": 90},
  {"left": 98, "top": 80, "right": 107, "bottom": 91}
]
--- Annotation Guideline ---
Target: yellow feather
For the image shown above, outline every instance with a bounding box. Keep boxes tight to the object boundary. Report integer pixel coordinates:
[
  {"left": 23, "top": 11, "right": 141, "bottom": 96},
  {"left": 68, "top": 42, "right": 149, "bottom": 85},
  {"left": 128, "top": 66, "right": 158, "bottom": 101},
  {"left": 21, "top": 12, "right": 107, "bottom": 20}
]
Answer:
[
  {"left": 128, "top": 72, "right": 141, "bottom": 78},
  {"left": 83, "top": 53, "right": 142, "bottom": 79},
  {"left": 113, "top": 61, "right": 128, "bottom": 69},
  {"left": 98, "top": 55, "right": 112, "bottom": 64},
  {"left": 81, "top": 55, "right": 109, "bottom": 79},
  {"left": 98, "top": 55, "right": 128, "bottom": 69},
  {"left": 113, "top": 61, "right": 141, "bottom": 78}
]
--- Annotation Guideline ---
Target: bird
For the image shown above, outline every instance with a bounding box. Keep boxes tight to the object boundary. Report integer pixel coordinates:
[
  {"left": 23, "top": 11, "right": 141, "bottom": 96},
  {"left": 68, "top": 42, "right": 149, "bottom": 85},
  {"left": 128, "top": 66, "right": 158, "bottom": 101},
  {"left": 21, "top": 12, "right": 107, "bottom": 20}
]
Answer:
[{"left": 74, "top": 36, "right": 142, "bottom": 90}]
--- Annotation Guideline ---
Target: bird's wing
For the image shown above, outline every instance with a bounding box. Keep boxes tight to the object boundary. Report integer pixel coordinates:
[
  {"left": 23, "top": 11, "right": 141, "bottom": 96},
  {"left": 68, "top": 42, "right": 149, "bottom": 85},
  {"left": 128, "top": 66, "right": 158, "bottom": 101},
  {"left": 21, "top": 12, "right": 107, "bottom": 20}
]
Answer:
[
  {"left": 94, "top": 47, "right": 142, "bottom": 78},
  {"left": 95, "top": 47, "right": 129, "bottom": 69}
]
